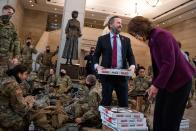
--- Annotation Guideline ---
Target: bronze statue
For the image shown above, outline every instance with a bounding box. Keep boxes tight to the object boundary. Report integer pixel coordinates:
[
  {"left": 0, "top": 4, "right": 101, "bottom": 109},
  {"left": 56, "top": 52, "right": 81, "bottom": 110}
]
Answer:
[{"left": 62, "top": 11, "right": 82, "bottom": 65}]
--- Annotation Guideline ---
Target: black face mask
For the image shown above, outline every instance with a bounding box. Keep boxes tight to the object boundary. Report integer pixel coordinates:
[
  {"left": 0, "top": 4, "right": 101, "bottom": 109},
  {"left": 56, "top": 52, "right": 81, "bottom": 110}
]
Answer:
[
  {"left": 60, "top": 72, "right": 66, "bottom": 77},
  {"left": 1, "top": 15, "right": 11, "bottom": 24},
  {"left": 26, "top": 42, "right": 31, "bottom": 46},
  {"left": 90, "top": 50, "right": 94, "bottom": 54},
  {"left": 85, "top": 83, "right": 92, "bottom": 89},
  {"left": 46, "top": 49, "right": 50, "bottom": 53}
]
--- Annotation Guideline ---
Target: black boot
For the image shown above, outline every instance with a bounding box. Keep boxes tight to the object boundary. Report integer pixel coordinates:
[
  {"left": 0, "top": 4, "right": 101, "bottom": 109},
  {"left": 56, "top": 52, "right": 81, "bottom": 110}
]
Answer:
[
  {"left": 70, "top": 59, "right": 73, "bottom": 65},
  {"left": 65, "top": 59, "right": 69, "bottom": 64}
]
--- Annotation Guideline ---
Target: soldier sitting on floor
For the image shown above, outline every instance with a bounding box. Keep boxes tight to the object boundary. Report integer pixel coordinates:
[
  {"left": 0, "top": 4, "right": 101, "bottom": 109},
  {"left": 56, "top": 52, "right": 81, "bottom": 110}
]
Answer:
[
  {"left": 64, "top": 75, "right": 101, "bottom": 127},
  {"left": 0, "top": 65, "right": 35, "bottom": 130},
  {"left": 56, "top": 69, "right": 72, "bottom": 94},
  {"left": 130, "top": 66, "right": 151, "bottom": 114}
]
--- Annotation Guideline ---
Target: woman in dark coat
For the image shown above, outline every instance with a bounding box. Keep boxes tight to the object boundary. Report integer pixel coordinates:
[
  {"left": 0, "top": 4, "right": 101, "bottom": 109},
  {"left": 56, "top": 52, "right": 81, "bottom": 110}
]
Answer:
[
  {"left": 62, "top": 11, "right": 82, "bottom": 65},
  {"left": 128, "top": 16, "right": 195, "bottom": 131}
]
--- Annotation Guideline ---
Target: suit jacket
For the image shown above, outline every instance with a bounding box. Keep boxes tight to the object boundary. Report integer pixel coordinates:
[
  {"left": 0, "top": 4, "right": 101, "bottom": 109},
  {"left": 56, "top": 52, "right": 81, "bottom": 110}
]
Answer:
[
  {"left": 149, "top": 27, "right": 196, "bottom": 92},
  {"left": 93, "top": 33, "right": 135, "bottom": 69}
]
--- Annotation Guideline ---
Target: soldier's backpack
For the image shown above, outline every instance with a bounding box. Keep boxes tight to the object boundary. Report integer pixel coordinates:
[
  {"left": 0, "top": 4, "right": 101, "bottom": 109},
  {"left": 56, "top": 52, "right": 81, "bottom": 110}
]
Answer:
[{"left": 56, "top": 123, "right": 82, "bottom": 131}]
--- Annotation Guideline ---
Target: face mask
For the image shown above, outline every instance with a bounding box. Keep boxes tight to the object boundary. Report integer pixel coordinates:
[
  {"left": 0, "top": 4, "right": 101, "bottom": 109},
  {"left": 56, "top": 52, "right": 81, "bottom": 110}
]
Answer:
[
  {"left": 85, "top": 83, "right": 92, "bottom": 89},
  {"left": 60, "top": 72, "right": 65, "bottom": 77},
  {"left": 46, "top": 49, "right": 50, "bottom": 53},
  {"left": 90, "top": 50, "right": 94, "bottom": 54},
  {"left": 1, "top": 15, "right": 11, "bottom": 24},
  {"left": 26, "top": 42, "right": 31, "bottom": 46}
]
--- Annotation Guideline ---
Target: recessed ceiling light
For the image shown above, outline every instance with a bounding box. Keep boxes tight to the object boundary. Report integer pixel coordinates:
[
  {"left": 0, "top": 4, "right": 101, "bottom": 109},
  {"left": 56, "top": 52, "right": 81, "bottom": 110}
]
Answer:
[
  {"left": 162, "top": 22, "right": 165, "bottom": 25},
  {"left": 29, "top": 0, "right": 33, "bottom": 2},
  {"left": 31, "top": 4, "right": 34, "bottom": 7},
  {"left": 54, "top": 14, "right": 58, "bottom": 17},
  {"left": 54, "top": 8, "right": 57, "bottom": 11}
]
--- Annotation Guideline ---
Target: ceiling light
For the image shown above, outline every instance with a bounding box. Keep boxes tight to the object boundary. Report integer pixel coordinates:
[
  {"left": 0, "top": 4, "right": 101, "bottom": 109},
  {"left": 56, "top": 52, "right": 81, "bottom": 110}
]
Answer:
[
  {"left": 54, "top": 14, "right": 58, "bottom": 17},
  {"left": 145, "top": 0, "right": 160, "bottom": 7},
  {"left": 54, "top": 8, "right": 57, "bottom": 11},
  {"left": 91, "top": 14, "right": 94, "bottom": 16},
  {"left": 162, "top": 22, "right": 165, "bottom": 25},
  {"left": 31, "top": 4, "right": 34, "bottom": 7},
  {"left": 178, "top": 16, "right": 182, "bottom": 19}
]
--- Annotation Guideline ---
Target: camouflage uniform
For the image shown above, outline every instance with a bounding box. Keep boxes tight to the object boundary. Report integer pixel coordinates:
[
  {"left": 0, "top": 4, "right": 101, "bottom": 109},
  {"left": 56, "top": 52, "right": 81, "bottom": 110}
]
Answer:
[
  {"left": 66, "top": 86, "right": 101, "bottom": 124},
  {"left": 0, "top": 77, "right": 31, "bottom": 130},
  {"left": 56, "top": 75, "right": 72, "bottom": 94},
  {"left": 47, "top": 74, "right": 57, "bottom": 86},
  {"left": 0, "top": 16, "right": 20, "bottom": 79},
  {"left": 36, "top": 49, "right": 58, "bottom": 81},
  {"left": 21, "top": 45, "right": 37, "bottom": 71},
  {"left": 131, "top": 76, "right": 151, "bottom": 114}
]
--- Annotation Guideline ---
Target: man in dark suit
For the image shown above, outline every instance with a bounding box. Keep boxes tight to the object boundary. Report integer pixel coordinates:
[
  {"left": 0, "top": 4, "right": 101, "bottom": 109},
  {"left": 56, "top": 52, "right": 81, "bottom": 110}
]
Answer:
[{"left": 93, "top": 16, "right": 135, "bottom": 107}]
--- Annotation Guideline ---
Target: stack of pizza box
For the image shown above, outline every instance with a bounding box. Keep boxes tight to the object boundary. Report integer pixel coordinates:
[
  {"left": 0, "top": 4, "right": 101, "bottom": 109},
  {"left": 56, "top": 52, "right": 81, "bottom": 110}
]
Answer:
[
  {"left": 99, "top": 106, "right": 148, "bottom": 131},
  {"left": 180, "top": 118, "right": 190, "bottom": 130}
]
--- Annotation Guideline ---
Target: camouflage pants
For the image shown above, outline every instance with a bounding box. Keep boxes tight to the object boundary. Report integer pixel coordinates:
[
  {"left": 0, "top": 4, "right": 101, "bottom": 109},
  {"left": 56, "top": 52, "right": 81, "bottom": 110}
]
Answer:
[
  {"left": 0, "top": 65, "right": 8, "bottom": 83},
  {"left": 0, "top": 109, "right": 25, "bottom": 130},
  {"left": 64, "top": 102, "right": 89, "bottom": 119},
  {"left": 129, "top": 96, "right": 151, "bottom": 114},
  {"left": 38, "top": 66, "right": 50, "bottom": 81}
]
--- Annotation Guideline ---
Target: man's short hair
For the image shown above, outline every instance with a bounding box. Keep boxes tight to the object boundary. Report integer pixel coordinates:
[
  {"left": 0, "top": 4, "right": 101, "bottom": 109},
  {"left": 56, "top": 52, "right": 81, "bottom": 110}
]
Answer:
[
  {"left": 2, "top": 5, "right": 15, "bottom": 13},
  {"left": 86, "top": 75, "right": 96, "bottom": 86},
  {"left": 108, "top": 15, "right": 121, "bottom": 29}
]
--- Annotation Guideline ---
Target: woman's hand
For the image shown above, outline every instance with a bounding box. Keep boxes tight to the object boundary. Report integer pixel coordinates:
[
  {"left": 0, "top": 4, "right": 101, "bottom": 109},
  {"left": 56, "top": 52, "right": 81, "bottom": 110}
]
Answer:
[{"left": 146, "top": 85, "right": 159, "bottom": 99}]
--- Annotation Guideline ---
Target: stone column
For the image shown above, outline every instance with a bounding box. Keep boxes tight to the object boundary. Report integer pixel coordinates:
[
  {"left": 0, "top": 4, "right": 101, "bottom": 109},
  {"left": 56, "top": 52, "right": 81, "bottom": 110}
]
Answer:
[
  {"left": 56, "top": 0, "right": 86, "bottom": 74},
  {"left": 0, "top": 0, "right": 8, "bottom": 15}
]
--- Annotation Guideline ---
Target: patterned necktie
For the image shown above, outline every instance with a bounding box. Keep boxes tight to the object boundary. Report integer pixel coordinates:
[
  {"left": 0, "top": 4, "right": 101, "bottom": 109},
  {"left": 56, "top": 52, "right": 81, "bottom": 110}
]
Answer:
[{"left": 112, "top": 34, "right": 117, "bottom": 68}]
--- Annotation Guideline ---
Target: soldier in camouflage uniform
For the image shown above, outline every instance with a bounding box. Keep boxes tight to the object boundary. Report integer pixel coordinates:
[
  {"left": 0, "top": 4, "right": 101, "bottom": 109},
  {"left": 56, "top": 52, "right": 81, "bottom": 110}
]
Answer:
[
  {"left": 47, "top": 68, "right": 57, "bottom": 86},
  {"left": 65, "top": 75, "right": 101, "bottom": 126},
  {"left": 0, "top": 5, "right": 21, "bottom": 80},
  {"left": 131, "top": 66, "right": 151, "bottom": 114},
  {"left": 36, "top": 45, "right": 58, "bottom": 81},
  {"left": 56, "top": 69, "right": 72, "bottom": 94},
  {"left": 21, "top": 37, "right": 37, "bottom": 72},
  {"left": 0, "top": 65, "right": 35, "bottom": 130}
]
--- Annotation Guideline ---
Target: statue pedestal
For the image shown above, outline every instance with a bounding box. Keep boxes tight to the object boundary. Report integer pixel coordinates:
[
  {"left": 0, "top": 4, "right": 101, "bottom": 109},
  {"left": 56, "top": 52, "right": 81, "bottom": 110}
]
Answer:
[{"left": 60, "top": 64, "right": 80, "bottom": 80}]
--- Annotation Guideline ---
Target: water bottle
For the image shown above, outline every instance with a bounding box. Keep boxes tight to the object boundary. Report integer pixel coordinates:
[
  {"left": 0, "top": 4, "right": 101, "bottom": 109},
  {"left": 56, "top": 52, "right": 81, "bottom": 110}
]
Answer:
[{"left": 28, "top": 121, "right": 35, "bottom": 131}]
